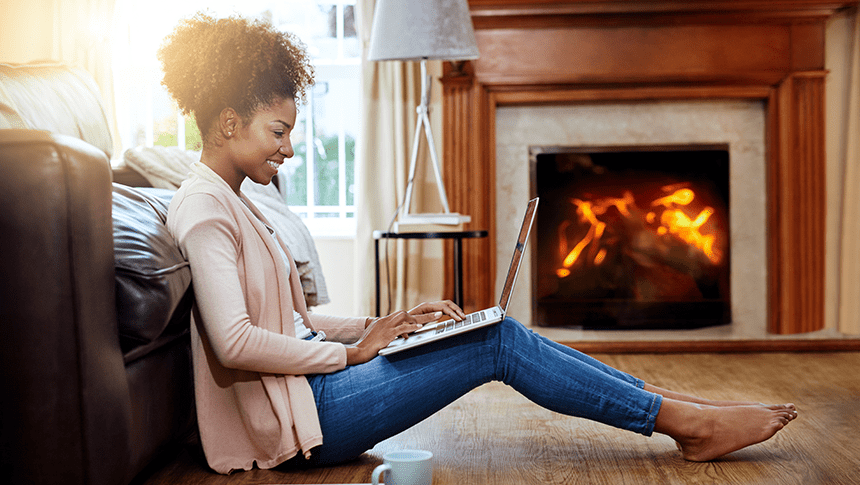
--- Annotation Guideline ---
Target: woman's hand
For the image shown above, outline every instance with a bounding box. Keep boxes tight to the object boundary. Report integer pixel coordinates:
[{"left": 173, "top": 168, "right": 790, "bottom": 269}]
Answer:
[
  {"left": 408, "top": 300, "right": 466, "bottom": 322},
  {"left": 346, "top": 310, "right": 442, "bottom": 366}
]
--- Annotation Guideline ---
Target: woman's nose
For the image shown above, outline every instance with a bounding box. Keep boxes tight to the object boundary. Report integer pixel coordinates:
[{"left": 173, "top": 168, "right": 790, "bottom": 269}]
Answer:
[{"left": 279, "top": 142, "right": 293, "bottom": 158}]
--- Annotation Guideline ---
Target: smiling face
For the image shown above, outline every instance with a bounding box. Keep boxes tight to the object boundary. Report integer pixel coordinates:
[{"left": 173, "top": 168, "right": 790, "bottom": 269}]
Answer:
[{"left": 221, "top": 97, "right": 297, "bottom": 192}]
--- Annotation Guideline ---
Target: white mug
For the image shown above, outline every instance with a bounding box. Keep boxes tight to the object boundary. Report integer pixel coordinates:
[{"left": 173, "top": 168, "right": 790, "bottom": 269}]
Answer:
[{"left": 371, "top": 449, "right": 433, "bottom": 485}]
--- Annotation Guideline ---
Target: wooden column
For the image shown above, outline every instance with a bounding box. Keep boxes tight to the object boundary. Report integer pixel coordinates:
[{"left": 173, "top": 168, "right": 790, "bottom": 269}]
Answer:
[
  {"left": 441, "top": 63, "right": 495, "bottom": 311},
  {"left": 769, "top": 72, "right": 827, "bottom": 334}
]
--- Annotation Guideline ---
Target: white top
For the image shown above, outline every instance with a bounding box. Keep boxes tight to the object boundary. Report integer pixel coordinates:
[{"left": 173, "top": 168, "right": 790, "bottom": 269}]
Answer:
[
  {"left": 240, "top": 189, "right": 312, "bottom": 340},
  {"left": 273, "top": 230, "right": 313, "bottom": 339}
]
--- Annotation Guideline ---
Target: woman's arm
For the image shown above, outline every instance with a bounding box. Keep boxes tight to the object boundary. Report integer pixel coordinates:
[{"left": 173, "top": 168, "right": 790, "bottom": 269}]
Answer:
[
  {"left": 172, "top": 193, "right": 348, "bottom": 375},
  {"left": 306, "top": 313, "right": 368, "bottom": 344}
]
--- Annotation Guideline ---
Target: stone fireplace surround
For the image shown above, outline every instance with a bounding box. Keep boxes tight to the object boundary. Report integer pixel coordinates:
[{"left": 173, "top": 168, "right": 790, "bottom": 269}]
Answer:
[
  {"left": 437, "top": 0, "right": 860, "bottom": 350},
  {"left": 497, "top": 100, "right": 765, "bottom": 340}
]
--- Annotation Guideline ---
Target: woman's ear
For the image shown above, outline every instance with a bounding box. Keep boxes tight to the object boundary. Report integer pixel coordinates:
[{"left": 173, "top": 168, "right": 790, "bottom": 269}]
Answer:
[{"left": 219, "top": 107, "right": 239, "bottom": 139}]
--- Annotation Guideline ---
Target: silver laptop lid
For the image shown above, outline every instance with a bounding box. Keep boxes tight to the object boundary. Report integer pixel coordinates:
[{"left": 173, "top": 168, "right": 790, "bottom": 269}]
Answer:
[{"left": 498, "top": 197, "right": 539, "bottom": 312}]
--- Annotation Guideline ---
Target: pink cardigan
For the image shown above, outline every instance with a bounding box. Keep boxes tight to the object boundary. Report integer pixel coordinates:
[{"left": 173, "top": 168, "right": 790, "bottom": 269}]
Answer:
[{"left": 167, "top": 163, "right": 367, "bottom": 474}]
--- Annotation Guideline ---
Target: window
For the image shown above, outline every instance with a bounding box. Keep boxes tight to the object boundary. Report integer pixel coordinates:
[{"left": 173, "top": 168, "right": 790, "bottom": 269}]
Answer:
[{"left": 112, "top": 0, "right": 359, "bottom": 237}]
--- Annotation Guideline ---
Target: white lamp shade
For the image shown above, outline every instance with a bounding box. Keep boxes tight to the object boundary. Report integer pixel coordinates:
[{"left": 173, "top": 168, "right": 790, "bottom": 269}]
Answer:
[{"left": 368, "top": 0, "right": 480, "bottom": 62}]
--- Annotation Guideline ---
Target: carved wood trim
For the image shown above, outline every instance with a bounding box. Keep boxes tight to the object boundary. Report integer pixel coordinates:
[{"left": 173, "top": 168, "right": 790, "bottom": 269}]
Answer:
[
  {"left": 468, "top": 0, "right": 855, "bottom": 26},
  {"left": 769, "top": 71, "right": 827, "bottom": 334},
  {"left": 491, "top": 85, "right": 774, "bottom": 104},
  {"left": 564, "top": 338, "right": 860, "bottom": 354}
]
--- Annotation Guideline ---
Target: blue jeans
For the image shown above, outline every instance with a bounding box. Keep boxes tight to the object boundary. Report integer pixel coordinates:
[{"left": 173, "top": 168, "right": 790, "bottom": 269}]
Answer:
[{"left": 303, "top": 317, "right": 662, "bottom": 466}]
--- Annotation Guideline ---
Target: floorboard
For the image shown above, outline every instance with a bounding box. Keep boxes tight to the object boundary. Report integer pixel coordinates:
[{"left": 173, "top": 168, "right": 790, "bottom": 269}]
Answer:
[{"left": 136, "top": 352, "right": 860, "bottom": 485}]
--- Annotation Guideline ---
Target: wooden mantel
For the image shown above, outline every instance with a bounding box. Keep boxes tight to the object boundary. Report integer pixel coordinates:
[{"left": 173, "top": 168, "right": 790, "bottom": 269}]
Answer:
[{"left": 440, "top": 0, "right": 858, "bottom": 335}]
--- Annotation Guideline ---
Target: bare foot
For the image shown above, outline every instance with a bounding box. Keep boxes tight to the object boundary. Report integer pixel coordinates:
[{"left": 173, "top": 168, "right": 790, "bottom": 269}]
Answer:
[
  {"left": 655, "top": 399, "right": 797, "bottom": 461},
  {"left": 645, "top": 384, "right": 797, "bottom": 415},
  {"left": 645, "top": 383, "right": 756, "bottom": 406},
  {"left": 762, "top": 403, "right": 798, "bottom": 422}
]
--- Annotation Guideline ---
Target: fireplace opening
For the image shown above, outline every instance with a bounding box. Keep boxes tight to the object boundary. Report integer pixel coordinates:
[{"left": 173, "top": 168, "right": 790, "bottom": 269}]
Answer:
[{"left": 531, "top": 145, "right": 731, "bottom": 330}]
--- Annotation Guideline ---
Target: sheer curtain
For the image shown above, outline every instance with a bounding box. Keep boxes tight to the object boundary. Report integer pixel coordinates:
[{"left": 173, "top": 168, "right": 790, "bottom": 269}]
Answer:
[
  {"left": 831, "top": 6, "right": 860, "bottom": 335},
  {"left": 52, "top": 0, "right": 119, "bottom": 156},
  {"left": 354, "top": 0, "right": 444, "bottom": 316}
]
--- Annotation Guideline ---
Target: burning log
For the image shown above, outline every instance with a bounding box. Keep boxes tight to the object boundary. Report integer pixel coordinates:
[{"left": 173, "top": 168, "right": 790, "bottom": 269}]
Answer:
[{"left": 554, "top": 184, "right": 722, "bottom": 301}]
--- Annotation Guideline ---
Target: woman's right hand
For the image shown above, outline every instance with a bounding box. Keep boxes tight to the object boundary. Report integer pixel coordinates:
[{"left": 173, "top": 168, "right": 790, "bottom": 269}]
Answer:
[{"left": 345, "top": 310, "right": 442, "bottom": 365}]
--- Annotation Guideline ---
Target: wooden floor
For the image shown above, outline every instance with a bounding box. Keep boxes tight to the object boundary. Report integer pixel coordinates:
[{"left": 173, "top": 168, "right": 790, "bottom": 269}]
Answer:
[{"left": 136, "top": 352, "right": 860, "bottom": 485}]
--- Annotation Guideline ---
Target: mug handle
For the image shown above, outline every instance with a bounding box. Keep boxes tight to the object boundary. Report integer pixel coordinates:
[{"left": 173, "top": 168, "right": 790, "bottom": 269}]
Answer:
[{"left": 371, "top": 463, "right": 391, "bottom": 484}]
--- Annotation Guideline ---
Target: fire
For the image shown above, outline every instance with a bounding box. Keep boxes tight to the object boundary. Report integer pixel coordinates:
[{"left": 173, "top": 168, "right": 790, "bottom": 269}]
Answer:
[
  {"left": 659, "top": 207, "right": 719, "bottom": 262},
  {"left": 652, "top": 187, "right": 695, "bottom": 207},
  {"left": 560, "top": 199, "right": 606, "bottom": 268},
  {"left": 556, "top": 185, "right": 722, "bottom": 278}
]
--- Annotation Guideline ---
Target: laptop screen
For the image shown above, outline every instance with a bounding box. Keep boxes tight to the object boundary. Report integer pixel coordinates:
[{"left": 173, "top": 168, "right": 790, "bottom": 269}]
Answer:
[{"left": 498, "top": 197, "right": 539, "bottom": 312}]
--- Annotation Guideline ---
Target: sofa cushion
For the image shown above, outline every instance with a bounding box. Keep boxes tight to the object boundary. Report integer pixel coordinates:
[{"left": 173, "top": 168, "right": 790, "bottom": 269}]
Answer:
[
  {"left": 112, "top": 184, "right": 191, "bottom": 352},
  {"left": 0, "top": 62, "right": 114, "bottom": 158}
]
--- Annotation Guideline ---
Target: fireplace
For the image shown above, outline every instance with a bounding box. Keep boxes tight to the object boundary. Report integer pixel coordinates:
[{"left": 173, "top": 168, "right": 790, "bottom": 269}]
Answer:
[
  {"left": 438, "top": 0, "right": 843, "bottom": 337},
  {"left": 531, "top": 144, "right": 731, "bottom": 329},
  {"left": 492, "top": 99, "right": 765, "bottom": 333}
]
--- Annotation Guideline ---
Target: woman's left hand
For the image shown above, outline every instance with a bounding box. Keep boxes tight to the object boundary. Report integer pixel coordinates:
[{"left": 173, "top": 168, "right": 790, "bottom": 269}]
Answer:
[{"left": 408, "top": 300, "right": 466, "bottom": 322}]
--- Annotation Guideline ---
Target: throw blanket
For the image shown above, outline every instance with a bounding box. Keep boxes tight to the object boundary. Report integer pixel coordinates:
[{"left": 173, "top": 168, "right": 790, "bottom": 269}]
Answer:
[{"left": 123, "top": 145, "right": 329, "bottom": 307}]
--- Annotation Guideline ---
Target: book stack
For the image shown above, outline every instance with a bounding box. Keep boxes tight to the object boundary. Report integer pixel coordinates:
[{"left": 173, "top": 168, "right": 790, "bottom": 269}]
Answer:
[{"left": 392, "top": 213, "right": 471, "bottom": 233}]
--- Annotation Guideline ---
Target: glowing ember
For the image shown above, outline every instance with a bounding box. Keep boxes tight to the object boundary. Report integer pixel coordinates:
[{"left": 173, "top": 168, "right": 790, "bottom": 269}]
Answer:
[
  {"left": 556, "top": 185, "right": 722, "bottom": 278},
  {"left": 652, "top": 187, "right": 695, "bottom": 207},
  {"left": 594, "top": 248, "right": 608, "bottom": 265}
]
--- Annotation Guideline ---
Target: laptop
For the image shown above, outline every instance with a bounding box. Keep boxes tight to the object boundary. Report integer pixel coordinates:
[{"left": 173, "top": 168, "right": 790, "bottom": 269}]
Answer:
[{"left": 379, "top": 197, "right": 539, "bottom": 356}]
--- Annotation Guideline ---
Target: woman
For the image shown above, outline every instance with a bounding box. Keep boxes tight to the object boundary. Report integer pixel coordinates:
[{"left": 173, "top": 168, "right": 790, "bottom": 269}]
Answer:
[{"left": 161, "top": 13, "right": 797, "bottom": 475}]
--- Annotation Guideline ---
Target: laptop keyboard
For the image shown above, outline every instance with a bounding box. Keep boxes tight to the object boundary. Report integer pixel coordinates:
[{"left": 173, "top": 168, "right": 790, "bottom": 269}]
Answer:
[{"left": 436, "top": 310, "right": 488, "bottom": 334}]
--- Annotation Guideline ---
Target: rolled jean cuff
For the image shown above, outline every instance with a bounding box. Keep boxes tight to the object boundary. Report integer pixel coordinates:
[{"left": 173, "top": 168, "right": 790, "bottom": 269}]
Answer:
[
  {"left": 634, "top": 376, "right": 661, "bottom": 437},
  {"left": 642, "top": 393, "right": 663, "bottom": 437}
]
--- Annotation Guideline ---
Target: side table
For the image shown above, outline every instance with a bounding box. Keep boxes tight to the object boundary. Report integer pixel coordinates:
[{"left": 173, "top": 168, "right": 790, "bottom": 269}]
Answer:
[{"left": 373, "top": 230, "right": 488, "bottom": 317}]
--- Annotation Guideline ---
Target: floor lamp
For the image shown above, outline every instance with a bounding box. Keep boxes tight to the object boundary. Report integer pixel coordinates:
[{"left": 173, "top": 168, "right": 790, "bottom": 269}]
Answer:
[{"left": 367, "top": 0, "right": 479, "bottom": 228}]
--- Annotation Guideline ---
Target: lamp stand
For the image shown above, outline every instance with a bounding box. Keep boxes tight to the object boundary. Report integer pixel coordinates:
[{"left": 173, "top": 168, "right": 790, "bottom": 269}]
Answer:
[{"left": 399, "top": 60, "right": 468, "bottom": 226}]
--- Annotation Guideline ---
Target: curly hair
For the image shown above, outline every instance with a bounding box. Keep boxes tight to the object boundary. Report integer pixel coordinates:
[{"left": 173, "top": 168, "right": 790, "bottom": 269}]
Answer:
[{"left": 158, "top": 12, "right": 314, "bottom": 143}]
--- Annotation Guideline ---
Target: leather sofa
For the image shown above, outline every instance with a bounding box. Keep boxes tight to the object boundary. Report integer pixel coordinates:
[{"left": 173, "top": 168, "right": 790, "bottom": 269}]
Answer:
[{"left": 1, "top": 63, "right": 196, "bottom": 485}]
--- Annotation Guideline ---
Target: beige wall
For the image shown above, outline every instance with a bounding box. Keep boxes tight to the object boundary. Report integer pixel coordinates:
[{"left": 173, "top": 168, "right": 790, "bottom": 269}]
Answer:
[
  {"left": 825, "top": 9, "right": 856, "bottom": 332},
  {"left": 1, "top": 0, "right": 54, "bottom": 63},
  {"left": 312, "top": 238, "right": 356, "bottom": 317}
]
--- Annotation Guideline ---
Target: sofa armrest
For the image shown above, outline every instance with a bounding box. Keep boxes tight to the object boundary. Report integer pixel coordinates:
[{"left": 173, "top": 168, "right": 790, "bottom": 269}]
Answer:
[{"left": 0, "top": 130, "right": 132, "bottom": 485}]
